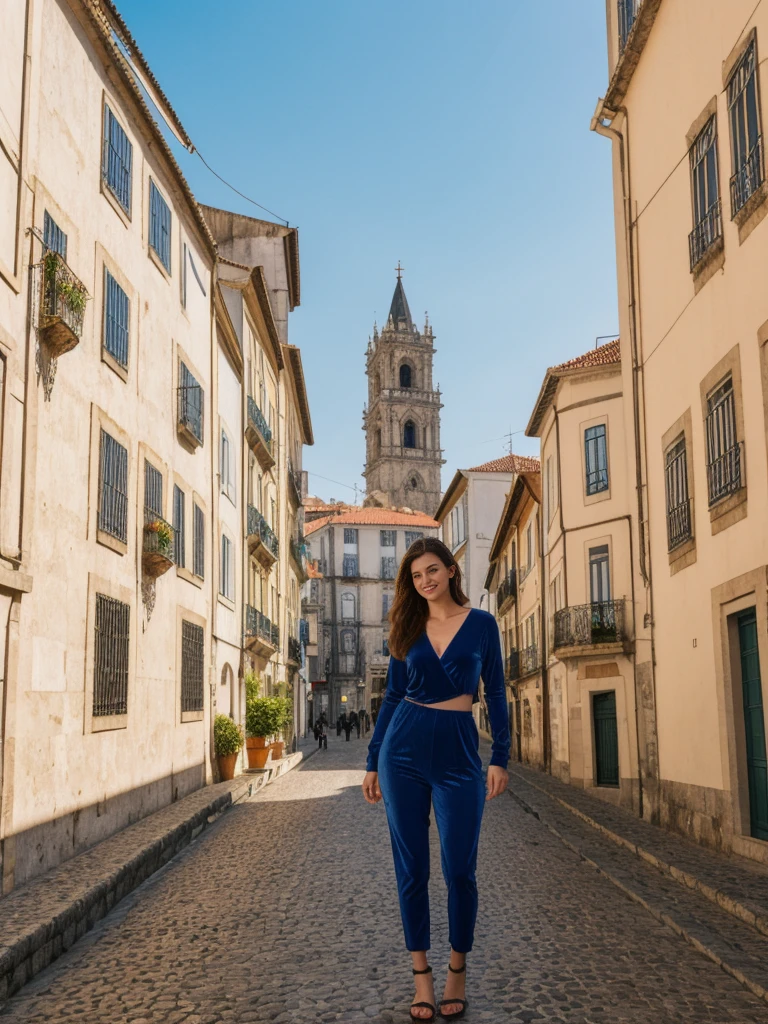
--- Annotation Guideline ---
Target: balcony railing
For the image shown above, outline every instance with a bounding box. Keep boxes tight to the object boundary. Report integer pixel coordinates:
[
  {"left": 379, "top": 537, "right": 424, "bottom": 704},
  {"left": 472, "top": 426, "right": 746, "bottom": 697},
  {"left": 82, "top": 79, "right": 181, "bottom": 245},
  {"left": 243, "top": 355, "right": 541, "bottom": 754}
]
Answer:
[
  {"left": 287, "top": 457, "right": 302, "bottom": 507},
  {"left": 246, "top": 396, "right": 275, "bottom": 469},
  {"left": 244, "top": 606, "right": 277, "bottom": 650},
  {"left": 38, "top": 251, "right": 88, "bottom": 356},
  {"left": 706, "top": 441, "right": 743, "bottom": 506},
  {"left": 497, "top": 569, "right": 517, "bottom": 610},
  {"left": 618, "top": 0, "right": 642, "bottom": 52},
  {"left": 177, "top": 364, "right": 204, "bottom": 448},
  {"left": 142, "top": 509, "right": 175, "bottom": 579},
  {"left": 667, "top": 498, "right": 693, "bottom": 552},
  {"left": 689, "top": 199, "right": 722, "bottom": 271},
  {"left": 505, "top": 650, "right": 520, "bottom": 683},
  {"left": 290, "top": 535, "right": 309, "bottom": 579},
  {"left": 288, "top": 636, "right": 302, "bottom": 664},
  {"left": 730, "top": 136, "right": 764, "bottom": 217},
  {"left": 247, "top": 504, "right": 279, "bottom": 561},
  {"left": 554, "top": 599, "right": 627, "bottom": 649},
  {"left": 519, "top": 645, "right": 540, "bottom": 677}
]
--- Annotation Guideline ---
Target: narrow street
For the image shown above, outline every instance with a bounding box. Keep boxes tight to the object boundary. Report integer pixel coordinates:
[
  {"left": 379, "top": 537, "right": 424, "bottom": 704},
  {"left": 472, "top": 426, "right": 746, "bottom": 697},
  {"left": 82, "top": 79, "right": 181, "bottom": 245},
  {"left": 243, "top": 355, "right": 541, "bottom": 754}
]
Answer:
[{"left": 3, "top": 736, "right": 767, "bottom": 1024}]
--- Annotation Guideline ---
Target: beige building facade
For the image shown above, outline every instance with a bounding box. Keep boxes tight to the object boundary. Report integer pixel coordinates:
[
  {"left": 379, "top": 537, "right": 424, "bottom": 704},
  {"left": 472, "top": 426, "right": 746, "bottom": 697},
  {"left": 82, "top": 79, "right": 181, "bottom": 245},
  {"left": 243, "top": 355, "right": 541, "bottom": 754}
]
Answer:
[
  {"left": 0, "top": 0, "right": 313, "bottom": 891},
  {"left": 303, "top": 506, "right": 439, "bottom": 723},
  {"left": 594, "top": 0, "right": 768, "bottom": 858}
]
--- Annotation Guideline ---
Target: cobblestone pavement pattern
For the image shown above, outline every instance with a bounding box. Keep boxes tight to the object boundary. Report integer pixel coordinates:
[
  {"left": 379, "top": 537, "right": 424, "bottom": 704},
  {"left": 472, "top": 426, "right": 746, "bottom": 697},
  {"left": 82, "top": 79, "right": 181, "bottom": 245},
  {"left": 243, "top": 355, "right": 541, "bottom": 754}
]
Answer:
[{"left": 3, "top": 735, "right": 768, "bottom": 1023}]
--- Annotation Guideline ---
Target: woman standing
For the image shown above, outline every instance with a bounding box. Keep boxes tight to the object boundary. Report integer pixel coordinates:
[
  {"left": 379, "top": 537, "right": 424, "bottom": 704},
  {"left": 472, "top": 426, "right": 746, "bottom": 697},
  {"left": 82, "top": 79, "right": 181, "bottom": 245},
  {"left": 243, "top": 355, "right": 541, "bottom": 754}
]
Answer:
[{"left": 362, "top": 538, "right": 510, "bottom": 1022}]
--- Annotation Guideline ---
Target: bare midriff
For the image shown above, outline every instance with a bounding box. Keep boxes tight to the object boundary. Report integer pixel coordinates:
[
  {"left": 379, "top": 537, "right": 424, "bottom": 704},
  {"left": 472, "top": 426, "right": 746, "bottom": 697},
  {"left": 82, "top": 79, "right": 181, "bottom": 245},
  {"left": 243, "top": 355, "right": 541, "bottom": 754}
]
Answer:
[{"left": 404, "top": 694, "right": 473, "bottom": 712}]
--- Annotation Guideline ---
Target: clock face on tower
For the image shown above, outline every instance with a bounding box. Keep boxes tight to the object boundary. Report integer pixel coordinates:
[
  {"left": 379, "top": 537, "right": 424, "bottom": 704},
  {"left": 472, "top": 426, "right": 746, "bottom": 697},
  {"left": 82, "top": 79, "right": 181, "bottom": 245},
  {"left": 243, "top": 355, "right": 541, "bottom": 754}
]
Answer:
[{"left": 362, "top": 273, "right": 443, "bottom": 516}]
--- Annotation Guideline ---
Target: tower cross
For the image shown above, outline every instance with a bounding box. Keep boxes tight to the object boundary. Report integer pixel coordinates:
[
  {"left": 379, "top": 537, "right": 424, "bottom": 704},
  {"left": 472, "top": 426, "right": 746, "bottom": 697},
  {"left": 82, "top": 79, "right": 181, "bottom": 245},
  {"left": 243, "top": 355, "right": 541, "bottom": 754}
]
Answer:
[{"left": 395, "top": 260, "right": 404, "bottom": 279}]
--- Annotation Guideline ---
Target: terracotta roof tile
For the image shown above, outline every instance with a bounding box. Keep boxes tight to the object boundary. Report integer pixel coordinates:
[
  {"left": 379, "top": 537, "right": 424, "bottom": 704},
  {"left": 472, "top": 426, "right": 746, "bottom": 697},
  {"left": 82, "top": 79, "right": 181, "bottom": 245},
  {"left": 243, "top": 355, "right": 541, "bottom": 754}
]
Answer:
[
  {"left": 551, "top": 338, "right": 621, "bottom": 372},
  {"left": 467, "top": 454, "right": 541, "bottom": 474},
  {"left": 304, "top": 506, "right": 439, "bottom": 535}
]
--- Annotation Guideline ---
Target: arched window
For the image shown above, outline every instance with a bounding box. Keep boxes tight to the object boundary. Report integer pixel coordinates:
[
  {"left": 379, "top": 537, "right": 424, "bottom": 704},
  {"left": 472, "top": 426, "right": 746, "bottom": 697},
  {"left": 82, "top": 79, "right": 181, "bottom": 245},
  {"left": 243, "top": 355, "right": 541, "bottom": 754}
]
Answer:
[
  {"left": 399, "top": 363, "right": 412, "bottom": 388},
  {"left": 341, "top": 629, "right": 356, "bottom": 653},
  {"left": 403, "top": 420, "right": 416, "bottom": 448},
  {"left": 341, "top": 592, "right": 355, "bottom": 620}
]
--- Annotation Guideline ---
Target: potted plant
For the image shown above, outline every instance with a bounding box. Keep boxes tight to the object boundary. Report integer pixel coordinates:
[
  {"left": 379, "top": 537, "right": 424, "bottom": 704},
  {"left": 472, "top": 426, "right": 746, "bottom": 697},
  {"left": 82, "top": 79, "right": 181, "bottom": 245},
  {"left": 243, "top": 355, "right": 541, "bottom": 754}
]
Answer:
[
  {"left": 245, "top": 695, "right": 276, "bottom": 769},
  {"left": 142, "top": 517, "right": 175, "bottom": 577},
  {"left": 214, "top": 713, "right": 244, "bottom": 781},
  {"left": 40, "top": 250, "right": 89, "bottom": 355},
  {"left": 271, "top": 695, "right": 292, "bottom": 761}
]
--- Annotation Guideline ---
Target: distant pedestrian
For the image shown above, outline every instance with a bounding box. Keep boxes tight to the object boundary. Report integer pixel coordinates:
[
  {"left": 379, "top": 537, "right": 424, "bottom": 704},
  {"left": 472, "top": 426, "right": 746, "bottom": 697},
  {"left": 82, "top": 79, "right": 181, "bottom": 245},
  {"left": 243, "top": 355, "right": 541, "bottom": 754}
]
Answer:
[
  {"left": 343, "top": 718, "right": 353, "bottom": 742},
  {"left": 318, "top": 721, "right": 328, "bottom": 750},
  {"left": 336, "top": 715, "right": 342, "bottom": 737},
  {"left": 371, "top": 708, "right": 378, "bottom": 726},
  {"left": 355, "top": 713, "right": 361, "bottom": 739}
]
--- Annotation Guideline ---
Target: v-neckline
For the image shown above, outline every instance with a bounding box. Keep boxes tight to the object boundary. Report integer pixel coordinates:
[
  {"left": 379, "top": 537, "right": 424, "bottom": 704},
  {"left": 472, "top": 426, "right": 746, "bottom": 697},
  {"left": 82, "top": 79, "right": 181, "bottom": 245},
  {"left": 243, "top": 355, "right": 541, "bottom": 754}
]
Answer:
[{"left": 424, "top": 607, "right": 474, "bottom": 662}]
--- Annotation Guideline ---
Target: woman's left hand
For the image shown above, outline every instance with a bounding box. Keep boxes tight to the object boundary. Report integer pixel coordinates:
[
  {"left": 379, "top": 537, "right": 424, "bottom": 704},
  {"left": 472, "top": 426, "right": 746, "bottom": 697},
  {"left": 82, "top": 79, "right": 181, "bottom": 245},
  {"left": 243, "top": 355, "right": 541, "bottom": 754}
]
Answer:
[{"left": 486, "top": 765, "right": 509, "bottom": 800}]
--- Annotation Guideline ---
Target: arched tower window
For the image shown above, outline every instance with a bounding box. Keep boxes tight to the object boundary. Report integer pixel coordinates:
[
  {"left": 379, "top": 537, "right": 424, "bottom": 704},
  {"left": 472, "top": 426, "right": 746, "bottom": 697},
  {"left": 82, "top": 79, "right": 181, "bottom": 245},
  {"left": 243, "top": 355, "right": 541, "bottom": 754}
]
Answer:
[
  {"left": 399, "top": 363, "right": 412, "bottom": 388},
  {"left": 403, "top": 420, "right": 416, "bottom": 448}
]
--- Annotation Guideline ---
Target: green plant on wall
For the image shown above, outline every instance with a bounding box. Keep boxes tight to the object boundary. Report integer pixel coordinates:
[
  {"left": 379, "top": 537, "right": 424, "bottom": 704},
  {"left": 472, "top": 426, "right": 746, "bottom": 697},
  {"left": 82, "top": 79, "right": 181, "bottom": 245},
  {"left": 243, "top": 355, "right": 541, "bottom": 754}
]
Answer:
[
  {"left": 145, "top": 519, "right": 173, "bottom": 556},
  {"left": 246, "top": 695, "right": 279, "bottom": 738},
  {"left": 213, "top": 714, "right": 244, "bottom": 757},
  {"left": 43, "top": 250, "right": 88, "bottom": 319}
]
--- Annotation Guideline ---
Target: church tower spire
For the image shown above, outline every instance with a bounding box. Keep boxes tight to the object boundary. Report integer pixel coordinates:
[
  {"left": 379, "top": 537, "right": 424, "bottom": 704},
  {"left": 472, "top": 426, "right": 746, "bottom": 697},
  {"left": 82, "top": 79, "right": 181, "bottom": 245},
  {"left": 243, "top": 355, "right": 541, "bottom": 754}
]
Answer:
[{"left": 362, "top": 269, "right": 444, "bottom": 514}]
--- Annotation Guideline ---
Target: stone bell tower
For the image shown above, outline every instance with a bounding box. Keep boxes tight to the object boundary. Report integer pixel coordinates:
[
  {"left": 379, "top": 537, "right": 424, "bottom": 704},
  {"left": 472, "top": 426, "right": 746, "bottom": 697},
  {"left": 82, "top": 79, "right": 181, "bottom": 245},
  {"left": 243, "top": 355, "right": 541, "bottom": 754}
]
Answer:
[{"left": 362, "top": 266, "right": 444, "bottom": 514}]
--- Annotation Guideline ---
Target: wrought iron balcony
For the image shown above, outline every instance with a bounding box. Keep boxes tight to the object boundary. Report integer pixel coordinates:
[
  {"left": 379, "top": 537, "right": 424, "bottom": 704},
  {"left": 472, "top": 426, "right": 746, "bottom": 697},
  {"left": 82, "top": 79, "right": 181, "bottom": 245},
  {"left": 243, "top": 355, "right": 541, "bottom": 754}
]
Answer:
[
  {"left": 287, "top": 457, "right": 302, "bottom": 507},
  {"left": 505, "top": 650, "right": 520, "bottom": 682},
  {"left": 177, "top": 362, "right": 204, "bottom": 448},
  {"left": 287, "top": 636, "right": 302, "bottom": 664},
  {"left": 246, "top": 396, "right": 275, "bottom": 469},
  {"left": 689, "top": 199, "right": 722, "bottom": 271},
  {"left": 730, "top": 136, "right": 764, "bottom": 217},
  {"left": 519, "top": 645, "right": 540, "bottom": 677},
  {"left": 37, "top": 251, "right": 88, "bottom": 356},
  {"left": 244, "top": 606, "right": 277, "bottom": 653},
  {"left": 142, "top": 509, "right": 175, "bottom": 579},
  {"left": 290, "top": 535, "right": 309, "bottom": 581},
  {"left": 667, "top": 498, "right": 693, "bottom": 552},
  {"left": 554, "top": 599, "right": 628, "bottom": 650},
  {"left": 706, "top": 442, "right": 743, "bottom": 506},
  {"left": 497, "top": 569, "right": 517, "bottom": 611},
  {"left": 299, "top": 618, "right": 310, "bottom": 645},
  {"left": 618, "top": 0, "right": 642, "bottom": 52},
  {"left": 247, "top": 504, "right": 279, "bottom": 565}
]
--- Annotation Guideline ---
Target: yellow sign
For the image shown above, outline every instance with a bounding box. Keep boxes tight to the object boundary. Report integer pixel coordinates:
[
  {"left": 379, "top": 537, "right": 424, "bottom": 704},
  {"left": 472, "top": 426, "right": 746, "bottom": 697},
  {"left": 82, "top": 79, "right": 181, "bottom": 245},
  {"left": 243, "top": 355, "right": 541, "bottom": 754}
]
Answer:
[{"left": 341, "top": 695, "right": 348, "bottom": 702}]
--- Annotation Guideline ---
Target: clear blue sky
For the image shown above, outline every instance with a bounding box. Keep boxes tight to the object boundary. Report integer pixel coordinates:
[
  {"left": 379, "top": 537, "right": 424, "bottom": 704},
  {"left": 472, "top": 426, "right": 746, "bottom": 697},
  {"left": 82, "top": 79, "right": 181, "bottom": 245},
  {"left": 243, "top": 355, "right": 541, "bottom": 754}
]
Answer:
[{"left": 120, "top": 0, "right": 619, "bottom": 504}]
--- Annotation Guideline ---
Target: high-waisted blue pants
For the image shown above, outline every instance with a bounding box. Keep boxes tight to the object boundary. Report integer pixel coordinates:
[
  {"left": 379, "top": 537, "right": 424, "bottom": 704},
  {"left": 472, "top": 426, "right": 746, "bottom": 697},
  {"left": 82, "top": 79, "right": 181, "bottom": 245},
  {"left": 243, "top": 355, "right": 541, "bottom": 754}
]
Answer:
[{"left": 378, "top": 699, "right": 486, "bottom": 953}]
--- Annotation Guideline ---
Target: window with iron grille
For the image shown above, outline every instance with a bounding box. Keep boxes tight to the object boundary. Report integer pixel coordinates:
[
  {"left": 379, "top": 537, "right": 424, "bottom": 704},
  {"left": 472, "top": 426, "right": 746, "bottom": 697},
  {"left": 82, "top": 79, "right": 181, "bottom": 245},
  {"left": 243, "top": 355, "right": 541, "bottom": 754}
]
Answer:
[
  {"left": 144, "top": 460, "right": 163, "bottom": 517},
  {"left": 103, "top": 269, "right": 130, "bottom": 368},
  {"left": 381, "top": 556, "right": 397, "bottom": 579},
  {"left": 405, "top": 530, "right": 423, "bottom": 548},
  {"left": 43, "top": 211, "right": 67, "bottom": 259},
  {"left": 193, "top": 504, "right": 205, "bottom": 579},
  {"left": 149, "top": 180, "right": 171, "bottom": 272},
  {"left": 380, "top": 530, "right": 396, "bottom": 548},
  {"left": 706, "top": 376, "right": 742, "bottom": 505},
  {"left": 728, "top": 41, "right": 763, "bottom": 217},
  {"left": 342, "top": 554, "right": 359, "bottom": 577},
  {"left": 689, "top": 117, "right": 722, "bottom": 271},
  {"left": 665, "top": 437, "right": 692, "bottom": 550},
  {"left": 93, "top": 593, "right": 129, "bottom": 717},
  {"left": 98, "top": 430, "right": 128, "bottom": 542},
  {"left": 585, "top": 424, "right": 609, "bottom": 495},
  {"left": 173, "top": 484, "right": 185, "bottom": 566},
  {"left": 220, "top": 533, "right": 233, "bottom": 599},
  {"left": 178, "top": 361, "right": 204, "bottom": 445},
  {"left": 343, "top": 528, "right": 358, "bottom": 546},
  {"left": 181, "top": 620, "right": 204, "bottom": 713},
  {"left": 101, "top": 105, "right": 132, "bottom": 214}
]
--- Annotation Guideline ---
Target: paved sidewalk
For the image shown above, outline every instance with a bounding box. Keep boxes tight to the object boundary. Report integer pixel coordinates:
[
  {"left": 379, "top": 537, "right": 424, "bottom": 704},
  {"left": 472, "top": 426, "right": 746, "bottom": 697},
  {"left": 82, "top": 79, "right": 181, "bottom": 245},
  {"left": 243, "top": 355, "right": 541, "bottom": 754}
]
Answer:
[
  {"left": 1, "top": 733, "right": 767, "bottom": 1022},
  {"left": 0, "top": 744, "right": 315, "bottom": 1004},
  {"left": 507, "top": 763, "right": 768, "bottom": 936}
]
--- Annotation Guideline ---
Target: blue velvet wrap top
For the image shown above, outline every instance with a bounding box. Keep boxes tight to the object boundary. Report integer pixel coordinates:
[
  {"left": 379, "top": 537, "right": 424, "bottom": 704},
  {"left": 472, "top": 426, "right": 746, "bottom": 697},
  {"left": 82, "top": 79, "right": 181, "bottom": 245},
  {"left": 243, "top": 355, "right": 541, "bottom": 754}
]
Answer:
[{"left": 366, "top": 607, "right": 511, "bottom": 772}]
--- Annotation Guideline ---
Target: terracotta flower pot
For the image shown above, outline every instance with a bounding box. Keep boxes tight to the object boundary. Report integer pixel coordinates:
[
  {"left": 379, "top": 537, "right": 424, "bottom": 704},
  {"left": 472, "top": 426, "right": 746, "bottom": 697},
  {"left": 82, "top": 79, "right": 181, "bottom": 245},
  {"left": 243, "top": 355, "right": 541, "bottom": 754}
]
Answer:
[
  {"left": 246, "top": 737, "right": 270, "bottom": 769},
  {"left": 217, "top": 753, "right": 238, "bottom": 781},
  {"left": 271, "top": 740, "right": 285, "bottom": 761}
]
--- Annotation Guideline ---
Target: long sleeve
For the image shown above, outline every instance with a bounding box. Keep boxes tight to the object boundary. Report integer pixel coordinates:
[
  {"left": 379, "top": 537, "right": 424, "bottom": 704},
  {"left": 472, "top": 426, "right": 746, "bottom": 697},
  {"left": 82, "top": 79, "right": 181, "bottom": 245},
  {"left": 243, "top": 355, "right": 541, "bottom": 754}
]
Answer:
[
  {"left": 481, "top": 618, "right": 511, "bottom": 769},
  {"left": 366, "top": 654, "right": 407, "bottom": 772}
]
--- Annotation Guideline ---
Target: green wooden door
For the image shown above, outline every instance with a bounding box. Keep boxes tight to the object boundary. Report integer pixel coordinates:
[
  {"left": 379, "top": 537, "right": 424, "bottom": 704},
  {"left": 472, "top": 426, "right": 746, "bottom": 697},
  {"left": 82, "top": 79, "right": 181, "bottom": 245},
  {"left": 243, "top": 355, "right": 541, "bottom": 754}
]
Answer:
[
  {"left": 738, "top": 610, "right": 768, "bottom": 841},
  {"left": 594, "top": 691, "right": 619, "bottom": 786}
]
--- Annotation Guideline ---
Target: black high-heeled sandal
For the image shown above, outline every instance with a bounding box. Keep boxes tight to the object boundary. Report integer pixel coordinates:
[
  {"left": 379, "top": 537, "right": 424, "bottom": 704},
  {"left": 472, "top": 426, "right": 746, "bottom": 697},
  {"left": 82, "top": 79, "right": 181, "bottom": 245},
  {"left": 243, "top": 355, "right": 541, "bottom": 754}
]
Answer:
[
  {"left": 410, "top": 965, "right": 436, "bottom": 1023},
  {"left": 438, "top": 963, "right": 468, "bottom": 1020}
]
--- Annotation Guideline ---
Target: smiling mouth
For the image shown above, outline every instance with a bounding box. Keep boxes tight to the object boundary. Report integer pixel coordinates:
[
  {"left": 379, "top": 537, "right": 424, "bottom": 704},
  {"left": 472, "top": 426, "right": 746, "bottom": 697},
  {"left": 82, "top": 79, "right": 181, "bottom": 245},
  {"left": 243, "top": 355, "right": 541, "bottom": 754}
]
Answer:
[{"left": 423, "top": 585, "right": 437, "bottom": 593}]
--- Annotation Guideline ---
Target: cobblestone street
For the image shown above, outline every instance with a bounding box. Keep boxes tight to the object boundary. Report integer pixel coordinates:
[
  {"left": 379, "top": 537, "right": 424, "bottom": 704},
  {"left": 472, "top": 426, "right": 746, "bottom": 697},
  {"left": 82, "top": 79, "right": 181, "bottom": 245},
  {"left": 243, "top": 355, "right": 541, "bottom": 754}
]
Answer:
[{"left": 3, "top": 735, "right": 768, "bottom": 1024}]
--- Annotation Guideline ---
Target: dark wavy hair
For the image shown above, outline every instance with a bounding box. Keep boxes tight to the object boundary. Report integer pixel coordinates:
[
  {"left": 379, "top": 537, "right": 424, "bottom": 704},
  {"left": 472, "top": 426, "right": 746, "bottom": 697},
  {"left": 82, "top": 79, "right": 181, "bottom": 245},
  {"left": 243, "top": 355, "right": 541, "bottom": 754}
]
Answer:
[{"left": 388, "top": 537, "right": 469, "bottom": 660}]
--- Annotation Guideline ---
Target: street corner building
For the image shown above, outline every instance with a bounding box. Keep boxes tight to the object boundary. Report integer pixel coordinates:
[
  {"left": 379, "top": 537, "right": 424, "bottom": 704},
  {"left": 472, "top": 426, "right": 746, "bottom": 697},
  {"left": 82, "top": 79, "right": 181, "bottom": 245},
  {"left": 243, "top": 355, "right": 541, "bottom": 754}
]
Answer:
[{"left": 0, "top": 0, "right": 313, "bottom": 892}]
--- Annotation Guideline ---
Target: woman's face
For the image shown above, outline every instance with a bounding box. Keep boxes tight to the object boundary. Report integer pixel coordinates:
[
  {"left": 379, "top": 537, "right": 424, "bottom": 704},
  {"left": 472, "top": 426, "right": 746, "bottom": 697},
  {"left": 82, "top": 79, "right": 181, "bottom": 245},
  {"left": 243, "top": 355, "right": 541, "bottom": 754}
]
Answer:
[{"left": 410, "top": 552, "right": 455, "bottom": 602}]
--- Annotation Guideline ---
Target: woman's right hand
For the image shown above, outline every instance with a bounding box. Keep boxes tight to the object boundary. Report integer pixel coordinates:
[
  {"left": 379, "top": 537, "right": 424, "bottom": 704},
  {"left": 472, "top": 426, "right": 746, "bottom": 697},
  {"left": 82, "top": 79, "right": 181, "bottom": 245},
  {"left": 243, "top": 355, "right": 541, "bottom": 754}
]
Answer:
[{"left": 362, "top": 771, "right": 382, "bottom": 804}]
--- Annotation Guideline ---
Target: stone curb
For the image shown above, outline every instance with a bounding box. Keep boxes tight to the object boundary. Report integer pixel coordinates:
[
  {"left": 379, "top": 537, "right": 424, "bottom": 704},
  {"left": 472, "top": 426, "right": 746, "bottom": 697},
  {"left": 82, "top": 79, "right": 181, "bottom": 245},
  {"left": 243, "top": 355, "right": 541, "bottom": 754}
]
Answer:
[
  {"left": 507, "top": 775, "right": 768, "bottom": 1009},
  {"left": 508, "top": 767, "right": 768, "bottom": 940},
  {"left": 0, "top": 747, "right": 311, "bottom": 1005}
]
